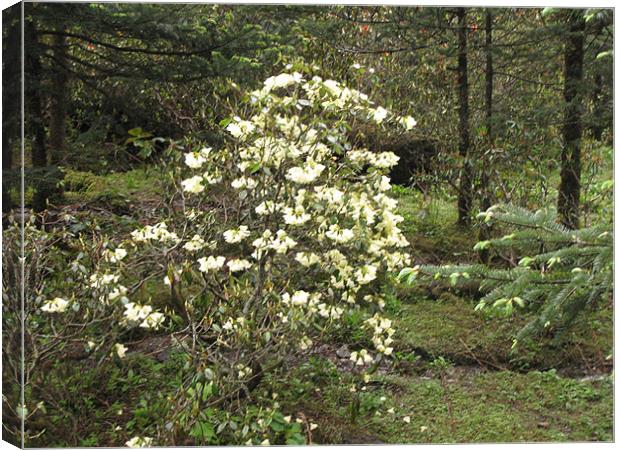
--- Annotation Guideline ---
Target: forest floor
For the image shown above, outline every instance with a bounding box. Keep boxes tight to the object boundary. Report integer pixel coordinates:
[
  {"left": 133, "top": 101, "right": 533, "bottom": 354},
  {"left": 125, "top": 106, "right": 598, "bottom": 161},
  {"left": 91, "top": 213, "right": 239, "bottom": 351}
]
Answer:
[{"left": 34, "top": 168, "right": 613, "bottom": 446}]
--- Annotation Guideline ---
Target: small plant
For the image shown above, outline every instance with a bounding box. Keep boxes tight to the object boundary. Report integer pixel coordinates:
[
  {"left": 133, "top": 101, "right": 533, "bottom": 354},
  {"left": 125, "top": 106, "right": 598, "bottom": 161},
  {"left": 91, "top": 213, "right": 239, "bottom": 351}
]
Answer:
[{"left": 429, "top": 357, "right": 456, "bottom": 434}]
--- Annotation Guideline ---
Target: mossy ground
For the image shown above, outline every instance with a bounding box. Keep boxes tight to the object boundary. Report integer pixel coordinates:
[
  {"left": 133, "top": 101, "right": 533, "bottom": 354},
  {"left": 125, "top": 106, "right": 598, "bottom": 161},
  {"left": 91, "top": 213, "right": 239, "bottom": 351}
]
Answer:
[{"left": 271, "top": 354, "right": 613, "bottom": 444}]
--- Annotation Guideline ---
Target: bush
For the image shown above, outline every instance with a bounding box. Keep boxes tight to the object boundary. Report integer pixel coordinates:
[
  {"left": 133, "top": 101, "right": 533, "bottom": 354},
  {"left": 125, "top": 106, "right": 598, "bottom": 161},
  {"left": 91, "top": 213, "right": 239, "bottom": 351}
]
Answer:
[{"left": 121, "top": 68, "right": 417, "bottom": 444}]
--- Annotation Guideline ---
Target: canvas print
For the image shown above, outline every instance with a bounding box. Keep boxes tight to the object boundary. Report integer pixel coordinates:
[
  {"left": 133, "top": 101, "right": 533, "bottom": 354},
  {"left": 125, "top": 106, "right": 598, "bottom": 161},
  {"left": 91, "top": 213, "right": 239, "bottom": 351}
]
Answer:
[{"left": 2, "top": 2, "right": 613, "bottom": 447}]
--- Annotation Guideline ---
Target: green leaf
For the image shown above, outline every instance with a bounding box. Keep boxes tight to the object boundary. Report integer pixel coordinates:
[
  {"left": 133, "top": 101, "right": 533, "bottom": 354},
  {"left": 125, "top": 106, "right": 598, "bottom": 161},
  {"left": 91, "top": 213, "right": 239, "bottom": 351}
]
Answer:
[
  {"left": 449, "top": 272, "right": 460, "bottom": 286},
  {"left": 519, "top": 257, "right": 534, "bottom": 267},
  {"left": 596, "top": 50, "right": 613, "bottom": 60},
  {"left": 493, "top": 298, "right": 508, "bottom": 307},
  {"left": 190, "top": 422, "right": 215, "bottom": 442},
  {"left": 541, "top": 7, "right": 559, "bottom": 17},
  {"left": 219, "top": 118, "right": 232, "bottom": 128},
  {"left": 473, "top": 240, "right": 491, "bottom": 251},
  {"left": 201, "top": 382, "right": 213, "bottom": 402}
]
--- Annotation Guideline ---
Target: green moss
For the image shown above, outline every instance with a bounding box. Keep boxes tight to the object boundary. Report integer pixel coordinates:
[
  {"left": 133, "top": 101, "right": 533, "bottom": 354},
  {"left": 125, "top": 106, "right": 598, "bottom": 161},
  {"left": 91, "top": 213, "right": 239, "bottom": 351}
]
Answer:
[
  {"left": 392, "top": 294, "right": 612, "bottom": 371},
  {"left": 61, "top": 168, "right": 164, "bottom": 207}
]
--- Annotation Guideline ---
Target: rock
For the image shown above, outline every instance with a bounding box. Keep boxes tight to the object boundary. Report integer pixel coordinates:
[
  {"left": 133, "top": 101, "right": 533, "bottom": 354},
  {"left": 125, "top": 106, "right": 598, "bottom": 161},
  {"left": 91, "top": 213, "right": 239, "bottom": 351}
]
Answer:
[{"left": 336, "top": 345, "right": 350, "bottom": 358}]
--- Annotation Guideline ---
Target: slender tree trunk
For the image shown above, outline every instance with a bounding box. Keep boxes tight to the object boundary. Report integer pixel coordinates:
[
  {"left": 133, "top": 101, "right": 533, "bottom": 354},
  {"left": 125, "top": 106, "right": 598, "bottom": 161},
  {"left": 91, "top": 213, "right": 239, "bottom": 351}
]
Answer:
[
  {"left": 479, "top": 10, "right": 494, "bottom": 262},
  {"left": 558, "top": 12, "right": 585, "bottom": 229},
  {"left": 25, "top": 17, "right": 48, "bottom": 211},
  {"left": 49, "top": 30, "right": 68, "bottom": 165},
  {"left": 456, "top": 7, "right": 472, "bottom": 227},
  {"left": 2, "top": 5, "right": 21, "bottom": 212}
]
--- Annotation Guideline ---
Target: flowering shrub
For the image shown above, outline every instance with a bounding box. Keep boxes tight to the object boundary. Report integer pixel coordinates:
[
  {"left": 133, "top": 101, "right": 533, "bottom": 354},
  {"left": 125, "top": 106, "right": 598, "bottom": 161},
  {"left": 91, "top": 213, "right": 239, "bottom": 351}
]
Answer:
[
  {"left": 128, "top": 70, "right": 414, "bottom": 444},
  {"left": 2, "top": 213, "right": 168, "bottom": 444}
]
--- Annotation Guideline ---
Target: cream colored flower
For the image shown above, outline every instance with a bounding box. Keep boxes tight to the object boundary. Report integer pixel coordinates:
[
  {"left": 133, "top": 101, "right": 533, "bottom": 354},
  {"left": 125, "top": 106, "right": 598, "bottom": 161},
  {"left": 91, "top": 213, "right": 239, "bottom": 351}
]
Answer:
[{"left": 41, "top": 297, "right": 69, "bottom": 313}]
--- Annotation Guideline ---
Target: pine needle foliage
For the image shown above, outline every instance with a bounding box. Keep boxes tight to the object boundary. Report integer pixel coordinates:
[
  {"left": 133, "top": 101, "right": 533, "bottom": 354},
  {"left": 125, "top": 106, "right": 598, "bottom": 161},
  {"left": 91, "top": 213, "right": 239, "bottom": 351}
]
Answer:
[{"left": 399, "top": 204, "right": 612, "bottom": 344}]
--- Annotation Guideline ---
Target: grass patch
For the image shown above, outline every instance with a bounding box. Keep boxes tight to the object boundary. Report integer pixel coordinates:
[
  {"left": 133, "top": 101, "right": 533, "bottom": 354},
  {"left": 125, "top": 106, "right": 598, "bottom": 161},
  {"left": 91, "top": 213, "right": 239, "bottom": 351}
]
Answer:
[{"left": 368, "top": 370, "right": 613, "bottom": 443}]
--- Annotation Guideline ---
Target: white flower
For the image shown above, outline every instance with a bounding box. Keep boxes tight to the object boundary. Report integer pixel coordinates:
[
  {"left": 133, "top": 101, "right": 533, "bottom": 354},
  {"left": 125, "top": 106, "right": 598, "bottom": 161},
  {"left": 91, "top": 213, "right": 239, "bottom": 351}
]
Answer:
[
  {"left": 295, "top": 252, "right": 320, "bottom": 267},
  {"left": 227, "top": 259, "right": 252, "bottom": 272},
  {"left": 41, "top": 297, "right": 69, "bottom": 313},
  {"left": 272, "top": 229, "right": 297, "bottom": 253},
  {"left": 89, "top": 273, "right": 120, "bottom": 288},
  {"left": 123, "top": 302, "right": 152, "bottom": 323},
  {"left": 231, "top": 176, "right": 257, "bottom": 190},
  {"left": 184, "top": 148, "right": 210, "bottom": 169},
  {"left": 398, "top": 115, "right": 417, "bottom": 130},
  {"left": 130, "top": 222, "right": 179, "bottom": 244},
  {"left": 371, "top": 152, "right": 400, "bottom": 169},
  {"left": 378, "top": 176, "right": 392, "bottom": 192},
  {"left": 322, "top": 79, "right": 342, "bottom": 97},
  {"left": 183, "top": 234, "right": 206, "bottom": 252},
  {"left": 282, "top": 290, "right": 306, "bottom": 306},
  {"left": 222, "top": 318, "right": 234, "bottom": 331},
  {"left": 260, "top": 439, "right": 270, "bottom": 446},
  {"left": 349, "top": 349, "right": 374, "bottom": 366},
  {"left": 114, "top": 343, "right": 128, "bottom": 359},
  {"left": 325, "top": 224, "right": 355, "bottom": 244},
  {"left": 181, "top": 175, "right": 205, "bottom": 193},
  {"left": 198, "top": 256, "right": 226, "bottom": 272},
  {"left": 282, "top": 206, "right": 311, "bottom": 226},
  {"left": 226, "top": 117, "right": 255, "bottom": 139},
  {"left": 223, "top": 225, "right": 251, "bottom": 243},
  {"left": 203, "top": 172, "right": 222, "bottom": 185},
  {"left": 285, "top": 161, "right": 325, "bottom": 184},
  {"left": 140, "top": 312, "right": 165, "bottom": 329},
  {"left": 255, "top": 200, "right": 282, "bottom": 216},
  {"left": 108, "top": 285, "right": 128, "bottom": 301},
  {"left": 125, "top": 436, "right": 153, "bottom": 448},
  {"left": 299, "top": 336, "right": 313, "bottom": 350},
  {"left": 403, "top": 416, "right": 411, "bottom": 424},
  {"left": 314, "top": 186, "right": 345, "bottom": 205},
  {"left": 107, "top": 247, "right": 127, "bottom": 263},
  {"left": 264, "top": 72, "right": 303, "bottom": 92},
  {"left": 372, "top": 107, "right": 388, "bottom": 123},
  {"left": 355, "top": 264, "right": 378, "bottom": 285}
]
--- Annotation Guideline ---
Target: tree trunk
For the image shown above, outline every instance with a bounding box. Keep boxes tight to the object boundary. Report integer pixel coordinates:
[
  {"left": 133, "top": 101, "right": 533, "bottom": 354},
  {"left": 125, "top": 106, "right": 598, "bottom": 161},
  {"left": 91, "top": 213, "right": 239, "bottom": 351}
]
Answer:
[
  {"left": 49, "top": 30, "right": 68, "bottom": 165},
  {"left": 479, "top": 10, "right": 494, "bottom": 262},
  {"left": 25, "top": 17, "right": 48, "bottom": 211},
  {"left": 456, "top": 7, "right": 472, "bottom": 227},
  {"left": 2, "top": 5, "right": 21, "bottom": 212},
  {"left": 557, "top": 12, "right": 585, "bottom": 230}
]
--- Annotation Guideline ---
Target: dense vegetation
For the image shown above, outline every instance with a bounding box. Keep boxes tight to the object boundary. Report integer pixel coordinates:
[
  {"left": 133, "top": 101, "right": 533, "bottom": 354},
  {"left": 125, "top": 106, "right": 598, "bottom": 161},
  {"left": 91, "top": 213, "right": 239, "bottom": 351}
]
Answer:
[{"left": 2, "top": 4, "right": 613, "bottom": 446}]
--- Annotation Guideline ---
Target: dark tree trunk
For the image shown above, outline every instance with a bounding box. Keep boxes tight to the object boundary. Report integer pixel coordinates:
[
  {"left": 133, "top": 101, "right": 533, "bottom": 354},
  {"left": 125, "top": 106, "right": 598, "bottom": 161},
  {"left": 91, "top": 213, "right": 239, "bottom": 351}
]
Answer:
[
  {"left": 25, "top": 17, "right": 48, "bottom": 211},
  {"left": 456, "top": 7, "right": 472, "bottom": 227},
  {"left": 2, "top": 5, "right": 21, "bottom": 213},
  {"left": 49, "top": 30, "right": 68, "bottom": 165},
  {"left": 557, "top": 12, "right": 585, "bottom": 230},
  {"left": 479, "top": 10, "right": 494, "bottom": 263}
]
